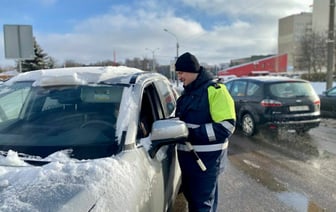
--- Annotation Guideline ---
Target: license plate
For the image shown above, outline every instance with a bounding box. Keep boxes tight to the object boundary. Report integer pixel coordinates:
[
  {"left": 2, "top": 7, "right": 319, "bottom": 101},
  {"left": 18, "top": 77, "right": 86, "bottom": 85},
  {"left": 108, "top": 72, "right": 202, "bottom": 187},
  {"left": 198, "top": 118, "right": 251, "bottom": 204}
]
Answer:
[{"left": 289, "top": 105, "right": 309, "bottom": 112}]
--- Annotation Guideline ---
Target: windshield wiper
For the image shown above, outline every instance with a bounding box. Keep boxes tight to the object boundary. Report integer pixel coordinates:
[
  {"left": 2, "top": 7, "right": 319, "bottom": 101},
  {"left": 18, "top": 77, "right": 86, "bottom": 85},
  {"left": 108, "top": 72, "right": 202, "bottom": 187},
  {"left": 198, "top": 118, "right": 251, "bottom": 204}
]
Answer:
[
  {"left": 0, "top": 150, "right": 51, "bottom": 166},
  {"left": 22, "top": 158, "right": 51, "bottom": 166}
]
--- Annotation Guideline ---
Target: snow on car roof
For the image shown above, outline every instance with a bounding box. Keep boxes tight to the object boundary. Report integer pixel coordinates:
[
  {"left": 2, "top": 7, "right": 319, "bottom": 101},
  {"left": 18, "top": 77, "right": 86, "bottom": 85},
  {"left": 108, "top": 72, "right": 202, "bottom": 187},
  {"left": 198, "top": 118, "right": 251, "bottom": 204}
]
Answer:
[
  {"left": 5, "top": 66, "right": 143, "bottom": 86},
  {"left": 238, "top": 76, "right": 307, "bottom": 83}
]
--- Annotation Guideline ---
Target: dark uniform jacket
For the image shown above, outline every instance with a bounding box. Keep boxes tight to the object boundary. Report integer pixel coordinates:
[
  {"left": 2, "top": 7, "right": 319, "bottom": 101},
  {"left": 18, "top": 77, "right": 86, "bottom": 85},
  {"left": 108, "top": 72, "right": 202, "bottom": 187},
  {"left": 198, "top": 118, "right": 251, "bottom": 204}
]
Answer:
[{"left": 175, "top": 67, "right": 236, "bottom": 174}]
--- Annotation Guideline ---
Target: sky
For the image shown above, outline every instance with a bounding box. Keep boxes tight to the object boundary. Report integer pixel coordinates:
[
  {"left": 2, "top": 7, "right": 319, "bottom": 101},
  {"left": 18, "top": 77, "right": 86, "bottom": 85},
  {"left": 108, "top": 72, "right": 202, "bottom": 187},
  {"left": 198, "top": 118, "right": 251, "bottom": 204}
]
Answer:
[{"left": 0, "top": 0, "right": 313, "bottom": 68}]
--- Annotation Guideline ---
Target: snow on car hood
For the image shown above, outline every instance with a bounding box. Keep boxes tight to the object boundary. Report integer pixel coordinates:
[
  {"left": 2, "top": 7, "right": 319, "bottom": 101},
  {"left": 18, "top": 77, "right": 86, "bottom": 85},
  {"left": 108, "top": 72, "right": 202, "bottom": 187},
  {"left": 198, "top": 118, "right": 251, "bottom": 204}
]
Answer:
[{"left": 0, "top": 145, "right": 158, "bottom": 212}]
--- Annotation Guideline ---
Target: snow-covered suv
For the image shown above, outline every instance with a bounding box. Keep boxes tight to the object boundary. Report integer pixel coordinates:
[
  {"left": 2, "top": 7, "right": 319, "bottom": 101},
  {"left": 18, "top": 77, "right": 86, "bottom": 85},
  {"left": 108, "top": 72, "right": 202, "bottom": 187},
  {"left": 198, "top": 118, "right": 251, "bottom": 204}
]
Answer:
[
  {"left": 0, "top": 66, "right": 186, "bottom": 211},
  {"left": 225, "top": 76, "right": 321, "bottom": 136}
]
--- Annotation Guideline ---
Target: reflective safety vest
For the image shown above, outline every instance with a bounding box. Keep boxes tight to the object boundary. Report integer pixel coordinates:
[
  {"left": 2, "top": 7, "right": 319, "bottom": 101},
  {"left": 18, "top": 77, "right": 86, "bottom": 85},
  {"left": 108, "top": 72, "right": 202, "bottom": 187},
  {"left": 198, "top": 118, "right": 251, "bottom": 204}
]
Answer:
[
  {"left": 177, "top": 140, "right": 229, "bottom": 152},
  {"left": 176, "top": 80, "right": 236, "bottom": 153}
]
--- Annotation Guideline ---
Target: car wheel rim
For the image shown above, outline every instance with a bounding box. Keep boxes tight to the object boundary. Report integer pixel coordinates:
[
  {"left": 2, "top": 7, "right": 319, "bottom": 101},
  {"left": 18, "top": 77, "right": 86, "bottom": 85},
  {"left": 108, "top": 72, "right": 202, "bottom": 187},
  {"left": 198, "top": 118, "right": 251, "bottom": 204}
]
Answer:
[{"left": 242, "top": 115, "right": 254, "bottom": 135}]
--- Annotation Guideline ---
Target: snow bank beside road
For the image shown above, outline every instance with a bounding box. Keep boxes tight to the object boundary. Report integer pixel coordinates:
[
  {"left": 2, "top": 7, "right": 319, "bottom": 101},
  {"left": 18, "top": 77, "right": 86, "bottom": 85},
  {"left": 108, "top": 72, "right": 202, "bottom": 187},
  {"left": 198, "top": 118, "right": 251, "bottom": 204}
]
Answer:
[{"left": 310, "top": 82, "right": 336, "bottom": 94}]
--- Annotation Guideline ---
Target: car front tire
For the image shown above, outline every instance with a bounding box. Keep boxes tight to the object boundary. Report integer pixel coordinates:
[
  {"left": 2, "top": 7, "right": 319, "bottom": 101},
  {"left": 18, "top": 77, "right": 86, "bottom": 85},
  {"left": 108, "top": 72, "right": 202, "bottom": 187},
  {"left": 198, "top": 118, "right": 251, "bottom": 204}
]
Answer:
[{"left": 241, "top": 113, "right": 256, "bottom": 136}]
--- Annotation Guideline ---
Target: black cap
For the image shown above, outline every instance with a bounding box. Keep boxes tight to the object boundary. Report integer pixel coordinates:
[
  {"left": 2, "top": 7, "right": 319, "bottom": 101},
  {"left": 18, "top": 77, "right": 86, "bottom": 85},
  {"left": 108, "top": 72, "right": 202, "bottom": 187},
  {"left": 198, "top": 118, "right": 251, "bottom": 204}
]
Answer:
[{"left": 175, "top": 52, "right": 200, "bottom": 73}]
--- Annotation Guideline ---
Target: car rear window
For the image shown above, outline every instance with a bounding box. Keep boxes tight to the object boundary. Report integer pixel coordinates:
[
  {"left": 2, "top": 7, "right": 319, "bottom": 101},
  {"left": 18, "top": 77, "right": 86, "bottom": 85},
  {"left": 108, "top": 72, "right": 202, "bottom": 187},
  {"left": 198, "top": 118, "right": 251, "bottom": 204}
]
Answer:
[{"left": 269, "top": 82, "right": 314, "bottom": 98}]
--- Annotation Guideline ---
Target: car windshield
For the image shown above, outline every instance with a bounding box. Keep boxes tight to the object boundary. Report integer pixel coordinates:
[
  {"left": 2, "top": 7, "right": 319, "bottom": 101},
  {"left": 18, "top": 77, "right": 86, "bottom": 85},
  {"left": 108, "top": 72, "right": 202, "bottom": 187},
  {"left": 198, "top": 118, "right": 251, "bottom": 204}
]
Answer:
[
  {"left": 327, "top": 87, "right": 336, "bottom": 96},
  {"left": 0, "top": 82, "right": 123, "bottom": 160},
  {"left": 269, "top": 82, "right": 315, "bottom": 98}
]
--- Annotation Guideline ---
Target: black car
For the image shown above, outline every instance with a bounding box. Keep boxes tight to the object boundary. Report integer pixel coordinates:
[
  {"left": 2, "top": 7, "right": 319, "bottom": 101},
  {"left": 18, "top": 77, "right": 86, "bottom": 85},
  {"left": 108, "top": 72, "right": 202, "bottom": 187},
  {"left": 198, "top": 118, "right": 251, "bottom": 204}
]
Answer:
[
  {"left": 319, "top": 86, "right": 336, "bottom": 118},
  {"left": 224, "top": 76, "right": 321, "bottom": 136}
]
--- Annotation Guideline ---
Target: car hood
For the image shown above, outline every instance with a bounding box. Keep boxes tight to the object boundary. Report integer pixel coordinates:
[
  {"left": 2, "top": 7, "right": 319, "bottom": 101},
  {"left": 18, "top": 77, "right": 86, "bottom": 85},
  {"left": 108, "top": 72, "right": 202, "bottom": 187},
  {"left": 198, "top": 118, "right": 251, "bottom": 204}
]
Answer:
[{"left": 0, "top": 149, "right": 158, "bottom": 212}]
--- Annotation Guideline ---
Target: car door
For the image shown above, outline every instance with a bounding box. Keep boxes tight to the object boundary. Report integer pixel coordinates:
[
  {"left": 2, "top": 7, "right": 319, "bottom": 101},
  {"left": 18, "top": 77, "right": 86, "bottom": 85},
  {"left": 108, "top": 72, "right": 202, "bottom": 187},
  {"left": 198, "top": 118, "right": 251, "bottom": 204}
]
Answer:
[
  {"left": 321, "top": 87, "right": 336, "bottom": 113},
  {"left": 245, "top": 81, "right": 264, "bottom": 120},
  {"left": 153, "top": 80, "right": 180, "bottom": 209},
  {"left": 226, "top": 79, "right": 248, "bottom": 120},
  {"left": 136, "top": 80, "right": 180, "bottom": 211}
]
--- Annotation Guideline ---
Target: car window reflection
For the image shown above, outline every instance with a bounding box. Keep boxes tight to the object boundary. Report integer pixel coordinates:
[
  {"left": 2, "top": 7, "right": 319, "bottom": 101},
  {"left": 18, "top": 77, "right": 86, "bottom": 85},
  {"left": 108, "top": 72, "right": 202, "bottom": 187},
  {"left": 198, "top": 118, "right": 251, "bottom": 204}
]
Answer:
[{"left": 0, "top": 84, "right": 124, "bottom": 159}]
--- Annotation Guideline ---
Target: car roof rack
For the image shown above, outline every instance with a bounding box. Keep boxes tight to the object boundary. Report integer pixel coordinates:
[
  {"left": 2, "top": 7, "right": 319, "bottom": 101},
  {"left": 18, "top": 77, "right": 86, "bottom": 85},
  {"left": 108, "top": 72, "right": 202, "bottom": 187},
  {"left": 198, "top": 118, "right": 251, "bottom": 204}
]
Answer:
[{"left": 129, "top": 72, "right": 145, "bottom": 84}]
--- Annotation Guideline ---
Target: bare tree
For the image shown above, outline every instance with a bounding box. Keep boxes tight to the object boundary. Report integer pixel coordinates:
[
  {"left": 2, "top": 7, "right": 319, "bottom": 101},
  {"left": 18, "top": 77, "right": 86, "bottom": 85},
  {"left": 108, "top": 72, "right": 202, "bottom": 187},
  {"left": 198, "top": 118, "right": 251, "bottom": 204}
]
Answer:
[
  {"left": 125, "top": 57, "right": 153, "bottom": 71},
  {"left": 63, "top": 59, "right": 84, "bottom": 67},
  {"left": 298, "top": 31, "right": 327, "bottom": 75}
]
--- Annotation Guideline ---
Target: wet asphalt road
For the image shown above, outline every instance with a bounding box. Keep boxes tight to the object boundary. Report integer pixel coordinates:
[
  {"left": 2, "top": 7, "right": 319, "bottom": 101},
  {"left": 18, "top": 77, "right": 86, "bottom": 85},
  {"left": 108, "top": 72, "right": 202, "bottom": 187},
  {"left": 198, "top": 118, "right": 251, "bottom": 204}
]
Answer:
[{"left": 173, "top": 118, "right": 336, "bottom": 212}]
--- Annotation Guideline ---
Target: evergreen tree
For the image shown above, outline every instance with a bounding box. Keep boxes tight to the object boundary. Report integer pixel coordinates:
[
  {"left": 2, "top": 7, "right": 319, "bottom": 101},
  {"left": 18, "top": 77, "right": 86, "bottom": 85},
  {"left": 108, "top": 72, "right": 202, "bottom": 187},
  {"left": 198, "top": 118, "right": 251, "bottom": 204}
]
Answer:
[{"left": 17, "top": 37, "right": 55, "bottom": 72}]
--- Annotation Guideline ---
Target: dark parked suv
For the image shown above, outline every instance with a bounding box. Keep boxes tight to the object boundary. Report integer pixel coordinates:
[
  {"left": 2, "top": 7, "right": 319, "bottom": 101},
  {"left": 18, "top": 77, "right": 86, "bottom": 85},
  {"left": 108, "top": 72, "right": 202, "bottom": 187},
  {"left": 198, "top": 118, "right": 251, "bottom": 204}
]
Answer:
[
  {"left": 224, "top": 76, "right": 321, "bottom": 136},
  {"left": 319, "top": 86, "right": 336, "bottom": 118}
]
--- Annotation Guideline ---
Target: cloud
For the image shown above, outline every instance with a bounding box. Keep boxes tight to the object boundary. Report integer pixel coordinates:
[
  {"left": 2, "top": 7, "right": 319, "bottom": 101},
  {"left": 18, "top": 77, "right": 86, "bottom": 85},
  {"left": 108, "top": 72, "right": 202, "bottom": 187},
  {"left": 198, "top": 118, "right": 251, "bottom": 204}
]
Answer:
[
  {"left": 0, "top": 0, "right": 313, "bottom": 67},
  {"left": 181, "top": 0, "right": 312, "bottom": 17}
]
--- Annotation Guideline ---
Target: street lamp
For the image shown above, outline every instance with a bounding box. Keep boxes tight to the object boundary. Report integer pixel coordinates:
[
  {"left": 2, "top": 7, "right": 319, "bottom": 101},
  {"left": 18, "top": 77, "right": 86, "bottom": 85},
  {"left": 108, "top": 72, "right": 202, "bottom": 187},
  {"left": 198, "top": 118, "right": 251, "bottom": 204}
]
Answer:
[
  {"left": 145, "top": 48, "right": 159, "bottom": 72},
  {"left": 163, "top": 28, "right": 179, "bottom": 86}
]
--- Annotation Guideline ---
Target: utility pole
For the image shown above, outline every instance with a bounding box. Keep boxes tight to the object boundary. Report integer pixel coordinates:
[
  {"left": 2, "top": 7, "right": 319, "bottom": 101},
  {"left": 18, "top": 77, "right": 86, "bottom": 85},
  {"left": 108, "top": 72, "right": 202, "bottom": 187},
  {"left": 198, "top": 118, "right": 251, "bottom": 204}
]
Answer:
[
  {"left": 163, "top": 28, "right": 180, "bottom": 86},
  {"left": 327, "top": 0, "right": 335, "bottom": 90},
  {"left": 145, "top": 48, "right": 159, "bottom": 72}
]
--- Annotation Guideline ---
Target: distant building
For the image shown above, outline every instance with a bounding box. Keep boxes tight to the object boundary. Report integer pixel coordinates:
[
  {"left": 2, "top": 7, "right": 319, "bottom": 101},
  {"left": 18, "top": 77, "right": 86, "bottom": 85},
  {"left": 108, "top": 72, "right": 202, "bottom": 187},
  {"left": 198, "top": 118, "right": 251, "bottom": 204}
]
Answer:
[
  {"left": 278, "top": 0, "right": 332, "bottom": 72},
  {"left": 218, "top": 54, "right": 287, "bottom": 77},
  {"left": 278, "top": 12, "right": 312, "bottom": 71},
  {"left": 229, "top": 55, "right": 274, "bottom": 67}
]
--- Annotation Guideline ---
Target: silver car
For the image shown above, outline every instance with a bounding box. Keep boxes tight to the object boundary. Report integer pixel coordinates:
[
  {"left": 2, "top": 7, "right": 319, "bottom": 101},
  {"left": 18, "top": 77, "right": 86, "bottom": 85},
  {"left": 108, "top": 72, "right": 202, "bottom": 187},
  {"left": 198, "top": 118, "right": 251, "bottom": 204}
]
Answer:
[{"left": 0, "top": 66, "right": 186, "bottom": 211}]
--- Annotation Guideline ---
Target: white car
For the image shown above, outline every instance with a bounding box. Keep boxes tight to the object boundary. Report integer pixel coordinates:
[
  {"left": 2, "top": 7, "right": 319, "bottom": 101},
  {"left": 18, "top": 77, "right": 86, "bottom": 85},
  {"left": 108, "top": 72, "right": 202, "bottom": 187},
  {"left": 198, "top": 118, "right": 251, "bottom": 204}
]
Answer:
[{"left": 0, "top": 66, "right": 186, "bottom": 212}]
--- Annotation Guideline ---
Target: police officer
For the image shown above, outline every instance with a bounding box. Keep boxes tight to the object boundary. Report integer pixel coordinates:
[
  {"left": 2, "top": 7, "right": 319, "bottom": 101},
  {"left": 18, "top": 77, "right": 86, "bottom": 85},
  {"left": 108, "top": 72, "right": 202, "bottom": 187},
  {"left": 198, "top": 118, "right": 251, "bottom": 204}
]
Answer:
[{"left": 175, "top": 52, "right": 236, "bottom": 212}]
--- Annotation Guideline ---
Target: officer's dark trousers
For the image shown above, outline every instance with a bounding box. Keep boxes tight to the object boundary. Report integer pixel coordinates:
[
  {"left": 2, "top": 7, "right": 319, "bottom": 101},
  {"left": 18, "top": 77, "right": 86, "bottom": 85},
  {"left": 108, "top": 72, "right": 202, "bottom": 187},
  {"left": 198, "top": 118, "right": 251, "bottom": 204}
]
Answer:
[{"left": 178, "top": 150, "right": 223, "bottom": 212}]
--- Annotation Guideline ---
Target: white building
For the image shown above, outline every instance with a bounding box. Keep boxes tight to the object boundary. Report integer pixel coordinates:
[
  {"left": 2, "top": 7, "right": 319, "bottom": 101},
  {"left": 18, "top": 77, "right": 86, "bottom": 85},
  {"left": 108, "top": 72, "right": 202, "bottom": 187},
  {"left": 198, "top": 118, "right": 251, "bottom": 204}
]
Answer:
[
  {"left": 278, "top": 12, "right": 312, "bottom": 71},
  {"left": 278, "top": 0, "right": 333, "bottom": 72}
]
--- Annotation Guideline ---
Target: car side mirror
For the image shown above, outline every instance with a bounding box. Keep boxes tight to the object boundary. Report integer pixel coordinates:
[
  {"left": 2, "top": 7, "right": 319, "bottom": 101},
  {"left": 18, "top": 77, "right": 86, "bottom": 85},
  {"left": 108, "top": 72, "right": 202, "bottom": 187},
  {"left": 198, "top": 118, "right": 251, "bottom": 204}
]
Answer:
[{"left": 148, "top": 119, "right": 188, "bottom": 158}]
